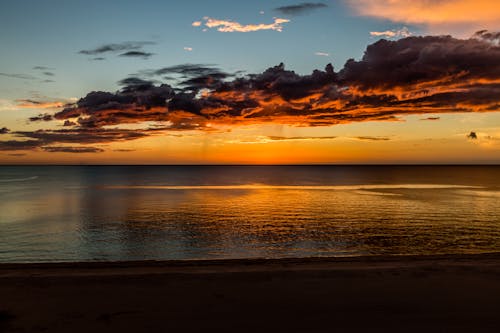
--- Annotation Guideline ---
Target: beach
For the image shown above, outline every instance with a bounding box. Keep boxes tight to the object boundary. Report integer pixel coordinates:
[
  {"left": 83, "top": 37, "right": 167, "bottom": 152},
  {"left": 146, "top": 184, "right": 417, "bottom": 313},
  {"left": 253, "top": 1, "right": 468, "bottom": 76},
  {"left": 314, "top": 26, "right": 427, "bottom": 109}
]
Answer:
[{"left": 1, "top": 254, "right": 500, "bottom": 332}]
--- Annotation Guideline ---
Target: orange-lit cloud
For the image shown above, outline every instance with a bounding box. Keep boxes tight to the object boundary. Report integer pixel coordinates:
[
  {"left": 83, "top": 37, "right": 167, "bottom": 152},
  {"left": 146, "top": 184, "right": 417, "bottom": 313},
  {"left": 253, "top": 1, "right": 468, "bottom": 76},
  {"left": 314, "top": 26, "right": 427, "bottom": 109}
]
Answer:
[
  {"left": 347, "top": 0, "right": 500, "bottom": 35},
  {"left": 195, "top": 17, "right": 290, "bottom": 32},
  {"left": 370, "top": 27, "right": 412, "bottom": 39},
  {"left": 16, "top": 99, "right": 73, "bottom": 109}
]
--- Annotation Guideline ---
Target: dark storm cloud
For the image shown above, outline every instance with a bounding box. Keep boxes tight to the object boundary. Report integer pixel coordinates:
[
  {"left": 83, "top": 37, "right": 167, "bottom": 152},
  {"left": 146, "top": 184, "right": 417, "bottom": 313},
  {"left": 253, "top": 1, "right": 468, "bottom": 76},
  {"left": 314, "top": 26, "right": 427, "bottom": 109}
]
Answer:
[
  {"left": 119, "top": 51, "right": 154, "bottom": 59},
  {"left": 338, "top": 34, "right": 500, "bottom": 89},
  {"left": 78, "top": 41, "right": 156, "bottom": 55},
  {"left": 0, "top": 127, "right": 10, "bottom": 134},
  {"left": 41, "top": 146, "right": 105, "bottom": 153},
  {"left": 274, "top": 2, "right": 327, "bottom": 15},
  {"left": 54, "top": 83, "right": 175, "bottom": 127}
]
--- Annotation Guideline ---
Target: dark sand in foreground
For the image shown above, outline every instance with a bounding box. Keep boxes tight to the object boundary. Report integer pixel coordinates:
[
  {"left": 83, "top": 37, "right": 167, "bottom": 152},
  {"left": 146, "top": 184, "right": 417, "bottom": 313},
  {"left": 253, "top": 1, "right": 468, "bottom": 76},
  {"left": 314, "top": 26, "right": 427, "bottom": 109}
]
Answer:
[{"left": 1, "top": 254, "right": 500, "bottom": 332}]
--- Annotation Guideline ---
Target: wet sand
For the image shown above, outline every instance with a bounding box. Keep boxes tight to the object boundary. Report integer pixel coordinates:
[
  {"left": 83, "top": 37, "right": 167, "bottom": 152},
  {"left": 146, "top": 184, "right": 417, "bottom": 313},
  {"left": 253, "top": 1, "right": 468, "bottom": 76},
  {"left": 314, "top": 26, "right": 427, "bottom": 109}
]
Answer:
[{"left": 1, "top": 254, "right": 500, "bottom": 332}]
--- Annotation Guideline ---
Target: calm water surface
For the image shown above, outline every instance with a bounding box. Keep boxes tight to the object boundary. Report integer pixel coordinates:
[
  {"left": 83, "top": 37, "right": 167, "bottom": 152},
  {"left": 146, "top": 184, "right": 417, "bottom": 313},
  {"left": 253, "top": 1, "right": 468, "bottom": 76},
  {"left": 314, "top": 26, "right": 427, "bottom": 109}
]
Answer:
[{"left": 1, "top": 165, "right": 499, "bottom": 262}]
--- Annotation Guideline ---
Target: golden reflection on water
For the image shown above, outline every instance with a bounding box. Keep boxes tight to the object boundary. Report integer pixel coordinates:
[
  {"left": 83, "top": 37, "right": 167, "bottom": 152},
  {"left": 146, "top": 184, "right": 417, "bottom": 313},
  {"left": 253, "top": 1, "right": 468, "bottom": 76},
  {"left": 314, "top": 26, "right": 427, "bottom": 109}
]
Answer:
[{"left": 1, "top": 165, "right": 500, "bottom": 262}]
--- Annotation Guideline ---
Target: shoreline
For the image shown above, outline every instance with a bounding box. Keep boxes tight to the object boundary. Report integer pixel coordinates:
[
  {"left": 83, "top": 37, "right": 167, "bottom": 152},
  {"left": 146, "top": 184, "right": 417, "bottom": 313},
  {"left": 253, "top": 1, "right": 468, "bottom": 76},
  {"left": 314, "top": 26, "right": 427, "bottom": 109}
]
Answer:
[
  {"left": 1, "top": 252, "right": 500, "bottom": 274},
  {"left": 2, "top": 253, "right": 500, "bottom": 332}
]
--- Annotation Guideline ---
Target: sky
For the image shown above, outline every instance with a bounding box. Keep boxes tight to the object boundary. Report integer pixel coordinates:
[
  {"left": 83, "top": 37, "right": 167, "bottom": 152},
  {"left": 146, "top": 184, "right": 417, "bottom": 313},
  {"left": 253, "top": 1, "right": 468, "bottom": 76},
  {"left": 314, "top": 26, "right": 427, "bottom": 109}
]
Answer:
[{"left": 0, "top": 0, "right": 499, "bottom": 164}]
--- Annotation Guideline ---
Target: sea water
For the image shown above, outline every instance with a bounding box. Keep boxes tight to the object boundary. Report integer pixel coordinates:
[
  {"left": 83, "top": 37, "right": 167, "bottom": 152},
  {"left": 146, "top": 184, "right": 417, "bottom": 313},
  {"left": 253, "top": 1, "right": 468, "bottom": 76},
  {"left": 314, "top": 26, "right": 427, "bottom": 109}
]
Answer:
[{"left": 0, "top": 165, "right": 499, "bottom": 262}]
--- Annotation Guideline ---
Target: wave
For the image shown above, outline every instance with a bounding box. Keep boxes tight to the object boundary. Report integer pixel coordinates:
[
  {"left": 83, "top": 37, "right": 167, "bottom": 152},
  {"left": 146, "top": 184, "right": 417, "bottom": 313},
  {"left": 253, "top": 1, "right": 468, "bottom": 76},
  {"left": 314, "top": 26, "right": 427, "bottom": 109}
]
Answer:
[
  {"left": 0, "top": 176, "right": 38, "bottom": 183},
  {"left": 103, "top": 184, "right": 483, "bottom": 190}
]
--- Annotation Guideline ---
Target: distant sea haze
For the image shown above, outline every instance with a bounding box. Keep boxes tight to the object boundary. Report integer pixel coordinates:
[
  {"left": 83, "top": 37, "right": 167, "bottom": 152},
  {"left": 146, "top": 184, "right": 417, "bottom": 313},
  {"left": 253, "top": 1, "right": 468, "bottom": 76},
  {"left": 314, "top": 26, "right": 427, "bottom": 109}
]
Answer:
[{"left": 0, "top": 165, "right": 499, "bottom": 263}]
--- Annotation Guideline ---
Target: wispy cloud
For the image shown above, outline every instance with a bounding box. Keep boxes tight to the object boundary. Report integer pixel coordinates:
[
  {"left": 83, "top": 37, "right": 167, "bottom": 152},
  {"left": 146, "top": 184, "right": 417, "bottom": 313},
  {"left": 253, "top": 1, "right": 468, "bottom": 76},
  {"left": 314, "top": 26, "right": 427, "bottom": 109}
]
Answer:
[
  {"left": 184, "top": 47, "right": 193, "bottom": 51},
  {"left": 267, "top": 136, "right": 337, "bottom": 141},
  {"left": 33, "top": 66, "right": 54, "bottom": 71},
  {"left": 119, "top": 51, "right": 154, "bottom": 59},
  {"left": 16, "top": 99, "right": 73, "bottom": 110},
  {"left": 274, "top": 2, "right": 327, "bottom": 15},
  {"left": 0, "top": 73, "right": 36, "bottom": 80},
  {"left": 41, "top": 146, "right": 105, "bottom": 153},
  {"left": 193, "top": 17, "right": 290, "bottom": 32},
  {"left": 314, "top": 52, "right": 330, "bottom": 57},
  {"left": 352, "top": 136, "right": 391, "bottom": 141},
  {"left": 29, "top": 114, "right": 53, "bottom": 122},
  {"left": 370, "top": 27, "right": 412, "bottom": 39},
  {"left": 78, "top": 41, "right": 156, "bottom": 55}
]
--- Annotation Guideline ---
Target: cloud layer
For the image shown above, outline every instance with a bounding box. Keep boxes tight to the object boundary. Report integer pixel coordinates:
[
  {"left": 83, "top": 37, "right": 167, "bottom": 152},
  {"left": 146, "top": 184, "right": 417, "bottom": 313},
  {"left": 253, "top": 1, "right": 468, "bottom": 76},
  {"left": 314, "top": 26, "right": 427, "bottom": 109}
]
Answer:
[{"left": 2, "top": 32, "right": 500, "bottom": 152}]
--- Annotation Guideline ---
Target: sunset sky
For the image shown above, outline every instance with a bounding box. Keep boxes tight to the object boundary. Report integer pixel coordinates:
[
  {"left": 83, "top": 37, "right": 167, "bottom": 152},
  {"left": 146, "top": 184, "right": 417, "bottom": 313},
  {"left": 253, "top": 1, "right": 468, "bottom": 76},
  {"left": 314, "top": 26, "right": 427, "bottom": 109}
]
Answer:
[{"left": 1, "top": 0, "right": 499, "bottom": 164}]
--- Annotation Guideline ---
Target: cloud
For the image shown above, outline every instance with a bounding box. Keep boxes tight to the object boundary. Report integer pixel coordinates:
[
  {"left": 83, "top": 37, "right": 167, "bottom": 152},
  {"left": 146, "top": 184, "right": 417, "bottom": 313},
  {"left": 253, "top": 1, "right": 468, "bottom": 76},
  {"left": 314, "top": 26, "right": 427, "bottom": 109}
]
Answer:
[
  {"left": 0, "top": 127, "right": 9, "bottom": 134},
  {"left": 113, "top": 149, "right": 136, "bottom": 152},
  {"left": 29, "top": 114, "right": 53, "bottom": 122},
  {"left": 472, "top": 30, "right": 500, "bottom": 46},
  {"left": 352, "top": 136, "right": 391, "bottom": 141},
  {"left": 0, "top": 140, "right": 42, "bottom": 151},
  {"left": 0, "top": 73, "right": 36, "bottom": 80},
  {"left": 195, "top": 17, "right": 290, "bottom": 32},
  {"left": 3, "top": 32, "right": 500, "bottom": 150},
  {"left": 119, "top": 51, "right": 154, "bottom": 59},
  {"left": 6, "top": 153, "right": 26, "bottom": 157},
  {"left": 192, "top": 21, "right": 202, "bottom": 27},
  {"left": 50, "top": 34, "right": 499, "bottom": 132},
  {"left": 467, "top": 131, "right": 478, "bottom": 139},
  {"left": 315, "top": 52, "right": 330, "bottom": 57},
  {"left": 33, "top": 66, "right": 54, "bottom": 71},
  {"left": 184, "top": 47, "right": 193, "bottom": 51},
  {"left": 16, "top": 99, "right": 70, "bottom": 110},
  {"left": 370, "top": 27, "right": 412, "bottom": 39},
  {"left": 78, "top": 41, "right": 155, "bottom": 55},
  {"left": 346, "top": 0, "right": 500, "bottom": 36},
  {"left": 0, "top": 128, "right": 151, "bottom": 152},
  {"left": 41, "top": 146, "right": 105, "bottom": 153},
  {"left": 274, "top": 2, "right": 327, "bottom": 15},
  {"left": 267, "top": 135, "right": 337, "bottom": 141},
  {"left": 92, "top": 57, "right": 106, "bottom": 61},
  {"left": 420, "top": 117, "right": 441, "bottom": 121}
]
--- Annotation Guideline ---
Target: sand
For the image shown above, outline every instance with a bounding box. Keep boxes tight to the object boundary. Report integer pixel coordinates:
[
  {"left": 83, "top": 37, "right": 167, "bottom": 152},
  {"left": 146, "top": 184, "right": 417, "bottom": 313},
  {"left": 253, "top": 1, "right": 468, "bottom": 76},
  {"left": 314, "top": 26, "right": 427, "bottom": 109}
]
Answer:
[{"left": 1, "top": 254, "right": 500, "bottom": 332}]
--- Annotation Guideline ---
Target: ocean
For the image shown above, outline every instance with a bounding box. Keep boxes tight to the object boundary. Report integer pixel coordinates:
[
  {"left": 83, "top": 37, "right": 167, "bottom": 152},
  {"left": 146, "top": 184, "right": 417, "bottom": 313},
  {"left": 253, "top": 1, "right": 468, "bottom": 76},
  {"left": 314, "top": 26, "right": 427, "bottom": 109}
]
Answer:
[{"left": 0, "top": 165, "right": 499, "bottom": 262}]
